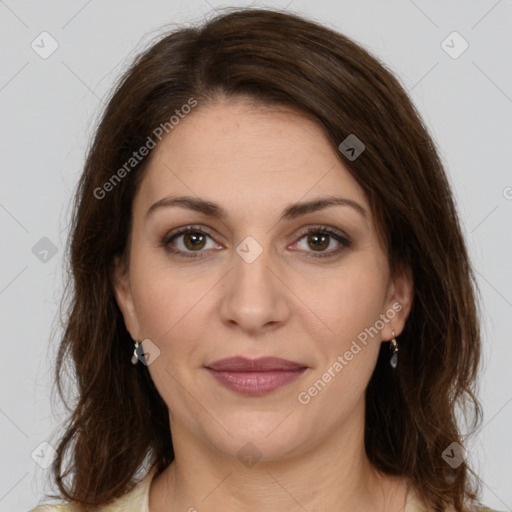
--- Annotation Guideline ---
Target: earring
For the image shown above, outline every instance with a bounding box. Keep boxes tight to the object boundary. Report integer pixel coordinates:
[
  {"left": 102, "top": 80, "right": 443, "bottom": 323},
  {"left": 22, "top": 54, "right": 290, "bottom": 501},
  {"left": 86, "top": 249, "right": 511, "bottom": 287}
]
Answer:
[
  {"left": 389, "top": 331, "right": 398, "bottom": 369},
  {"left": 131, "top": 341, "right": 140, "bottom": 365}
]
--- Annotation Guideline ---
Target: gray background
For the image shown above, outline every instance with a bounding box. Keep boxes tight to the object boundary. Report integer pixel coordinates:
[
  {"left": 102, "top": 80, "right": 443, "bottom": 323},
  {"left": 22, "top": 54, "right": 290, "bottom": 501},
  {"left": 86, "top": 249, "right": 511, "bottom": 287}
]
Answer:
[{"left": 1, "top": 1, "right": 511, "bottom": 511}]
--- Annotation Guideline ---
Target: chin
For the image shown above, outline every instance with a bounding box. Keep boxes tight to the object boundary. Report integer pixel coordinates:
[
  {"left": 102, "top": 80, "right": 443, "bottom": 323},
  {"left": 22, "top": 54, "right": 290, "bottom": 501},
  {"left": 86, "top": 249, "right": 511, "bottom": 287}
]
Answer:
[{"left": 200, "top": 411, "right": 314, "bottom": 463}]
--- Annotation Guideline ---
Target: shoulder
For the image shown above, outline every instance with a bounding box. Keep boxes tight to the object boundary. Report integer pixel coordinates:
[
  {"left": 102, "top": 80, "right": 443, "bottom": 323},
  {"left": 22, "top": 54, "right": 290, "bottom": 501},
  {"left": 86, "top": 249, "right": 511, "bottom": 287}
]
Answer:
[
  {"left": 405, "top": 482, "right": 504, "bottom": 512},
  {"left": 440, "top": 502, "right": 504, "bottom": 512},
  {"left": 28, "top": 466, "right": 159, "bottom": 512},
  {"left": 449, "top": 503, "right": 504, "bottom": 512},
  {"left": 28, "top": 507, "right": 68, "bottom": 512}
]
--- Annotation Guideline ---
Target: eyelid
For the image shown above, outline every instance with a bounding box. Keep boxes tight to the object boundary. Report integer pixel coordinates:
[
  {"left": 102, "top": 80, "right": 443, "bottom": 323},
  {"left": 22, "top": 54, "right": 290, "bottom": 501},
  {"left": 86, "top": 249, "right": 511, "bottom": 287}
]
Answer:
[
  {"left": 291, "top": 225, "right": 351, "bottom": 259},
  {"left": 294, "top": 224, "right": 349, "bottom": 242},
  {"left": 161, "top": 224, "right": 220, "bottom": 259}
]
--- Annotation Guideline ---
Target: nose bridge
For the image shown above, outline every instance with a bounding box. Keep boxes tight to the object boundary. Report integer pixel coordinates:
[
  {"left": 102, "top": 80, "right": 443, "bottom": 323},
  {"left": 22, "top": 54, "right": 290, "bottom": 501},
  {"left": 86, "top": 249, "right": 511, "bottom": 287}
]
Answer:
[
  {"left": 219, "top": 235, "right": 290, "bottom": 332},
  {"left": 235, "top": 237, "right": 273, "bottom": 291}
]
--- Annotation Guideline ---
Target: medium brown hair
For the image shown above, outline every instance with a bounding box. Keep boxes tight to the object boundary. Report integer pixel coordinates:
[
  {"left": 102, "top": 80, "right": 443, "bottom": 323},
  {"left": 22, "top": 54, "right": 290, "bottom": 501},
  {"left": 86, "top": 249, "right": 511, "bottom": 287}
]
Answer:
[{"left": 46, "top": 8, "right": 482, "bottom": 511}]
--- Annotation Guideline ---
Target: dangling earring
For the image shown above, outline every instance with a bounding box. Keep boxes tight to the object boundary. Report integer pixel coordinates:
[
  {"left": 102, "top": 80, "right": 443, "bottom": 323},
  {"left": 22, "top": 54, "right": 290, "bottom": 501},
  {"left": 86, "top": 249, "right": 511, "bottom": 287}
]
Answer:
[
  {"left": 389, "top": 331, "right": 398, "bottom": 369},
  {"left": 131, "top": 341, "right": 140, "bottom": 365}
]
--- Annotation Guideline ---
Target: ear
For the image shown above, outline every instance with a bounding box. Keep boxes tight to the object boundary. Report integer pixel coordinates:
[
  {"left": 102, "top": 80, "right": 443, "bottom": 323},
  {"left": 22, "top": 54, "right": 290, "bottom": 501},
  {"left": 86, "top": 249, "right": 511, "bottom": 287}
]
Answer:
[
  {"left": 381, "top": 263, "right": 414, "bottom": 342},
  {"left": 110, "top": 255, "right": 142, "bottom": 341}
]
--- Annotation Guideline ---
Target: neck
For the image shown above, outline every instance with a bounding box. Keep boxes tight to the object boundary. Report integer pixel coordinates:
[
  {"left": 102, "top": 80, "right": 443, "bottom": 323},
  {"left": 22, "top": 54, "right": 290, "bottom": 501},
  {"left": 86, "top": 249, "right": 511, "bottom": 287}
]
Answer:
[{"left": 149, "top": 405, "right": 409, "bottom": 512}]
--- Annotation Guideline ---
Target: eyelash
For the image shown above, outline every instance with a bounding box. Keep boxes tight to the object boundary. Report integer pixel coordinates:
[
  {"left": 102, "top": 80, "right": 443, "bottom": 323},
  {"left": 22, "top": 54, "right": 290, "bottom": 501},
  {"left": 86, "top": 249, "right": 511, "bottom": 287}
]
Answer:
[{"left": 161, "top": 225, "right": 351, "bottom": 260}]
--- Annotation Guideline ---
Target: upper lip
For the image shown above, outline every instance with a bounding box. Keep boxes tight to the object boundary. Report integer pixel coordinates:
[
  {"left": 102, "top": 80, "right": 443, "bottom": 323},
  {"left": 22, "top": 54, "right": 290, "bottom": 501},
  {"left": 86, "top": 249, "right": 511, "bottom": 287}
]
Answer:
[{"left": 206, "top": 356, "right": 307, "bottom": 372}]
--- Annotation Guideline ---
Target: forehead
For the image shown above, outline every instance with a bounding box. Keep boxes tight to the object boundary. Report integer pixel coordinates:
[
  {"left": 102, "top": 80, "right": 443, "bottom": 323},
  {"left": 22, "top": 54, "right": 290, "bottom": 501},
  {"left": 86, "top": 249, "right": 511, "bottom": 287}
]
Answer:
[{"left": 134, "top": 98, "right": 369, "bottom": 219}]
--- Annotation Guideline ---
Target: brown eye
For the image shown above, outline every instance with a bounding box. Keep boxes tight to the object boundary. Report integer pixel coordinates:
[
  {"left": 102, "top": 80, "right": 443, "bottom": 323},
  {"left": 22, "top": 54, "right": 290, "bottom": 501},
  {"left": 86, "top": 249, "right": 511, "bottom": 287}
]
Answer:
[
  {"left": 183, "top": 232, "right": 207, "bottom": 251},
  {"left": 294, "top": 227, "right": 351, "bottom": 259},
  {"left": 306, "top": 233, "right": 330, "bottom": 251},
  {"left": 162, "top": 226, "right": 221, "bottom": 259}
]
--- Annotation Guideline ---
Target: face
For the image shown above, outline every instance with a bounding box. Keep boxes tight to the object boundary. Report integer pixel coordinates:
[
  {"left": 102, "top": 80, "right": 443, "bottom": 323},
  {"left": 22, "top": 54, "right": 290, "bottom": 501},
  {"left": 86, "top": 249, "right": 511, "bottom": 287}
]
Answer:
[{"left": 112, "top": 97, "right": 413, "bottom": 463}]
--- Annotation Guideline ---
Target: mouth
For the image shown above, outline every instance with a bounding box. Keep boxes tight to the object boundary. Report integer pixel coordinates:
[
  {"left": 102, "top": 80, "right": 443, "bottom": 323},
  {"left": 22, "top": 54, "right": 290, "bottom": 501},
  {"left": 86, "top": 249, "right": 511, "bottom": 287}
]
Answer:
[{"left": 205, "top": 356, "right": 308, "bottom": 396}]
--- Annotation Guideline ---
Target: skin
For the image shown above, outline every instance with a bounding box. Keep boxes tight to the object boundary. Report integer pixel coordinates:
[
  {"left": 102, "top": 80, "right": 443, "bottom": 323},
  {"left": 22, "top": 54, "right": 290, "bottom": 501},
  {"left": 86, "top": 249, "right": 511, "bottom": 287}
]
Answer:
[{"left": 112, "top": 97, "right": 414, "bottom": 512}]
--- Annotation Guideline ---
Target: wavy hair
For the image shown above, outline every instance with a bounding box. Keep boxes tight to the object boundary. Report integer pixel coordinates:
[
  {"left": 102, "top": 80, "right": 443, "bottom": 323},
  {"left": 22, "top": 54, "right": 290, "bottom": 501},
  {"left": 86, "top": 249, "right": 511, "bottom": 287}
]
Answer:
[{"left": 47, "top": 8, "right": 482, "bottom": 511}]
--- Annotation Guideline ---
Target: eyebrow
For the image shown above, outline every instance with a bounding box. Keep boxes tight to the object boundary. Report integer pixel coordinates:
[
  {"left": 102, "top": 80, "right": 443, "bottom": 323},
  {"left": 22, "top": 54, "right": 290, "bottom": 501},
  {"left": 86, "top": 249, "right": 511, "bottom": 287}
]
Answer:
[{"left": 145, "top": 195, "right": 368, "bottom": 223}]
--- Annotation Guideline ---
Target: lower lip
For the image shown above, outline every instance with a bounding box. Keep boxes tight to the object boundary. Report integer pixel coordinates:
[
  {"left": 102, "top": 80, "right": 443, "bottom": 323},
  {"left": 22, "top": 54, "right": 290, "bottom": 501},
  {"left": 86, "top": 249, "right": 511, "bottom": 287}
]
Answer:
[{"left": 206, "top": 368, "right": 306, "bottom": 396}]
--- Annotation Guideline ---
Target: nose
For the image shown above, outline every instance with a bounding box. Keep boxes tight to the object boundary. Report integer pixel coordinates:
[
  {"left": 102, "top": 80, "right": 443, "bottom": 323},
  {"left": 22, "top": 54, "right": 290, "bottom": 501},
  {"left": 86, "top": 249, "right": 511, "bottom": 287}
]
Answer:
[{"left": 219, "top": 242, "right": 291, "bottom": 335}]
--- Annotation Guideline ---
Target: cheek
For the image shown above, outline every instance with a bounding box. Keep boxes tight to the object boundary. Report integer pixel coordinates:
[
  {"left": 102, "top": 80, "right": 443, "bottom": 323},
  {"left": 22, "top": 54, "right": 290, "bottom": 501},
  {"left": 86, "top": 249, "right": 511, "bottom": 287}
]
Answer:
[
  {"left": 294, "top": 264, "right": 386, "bottom": 420},
  {"left": 295, "top": 255, "right": 388, "bottom": 344},
  {"left": 128, "top": 251, "right": 213, "bottom": 340}
]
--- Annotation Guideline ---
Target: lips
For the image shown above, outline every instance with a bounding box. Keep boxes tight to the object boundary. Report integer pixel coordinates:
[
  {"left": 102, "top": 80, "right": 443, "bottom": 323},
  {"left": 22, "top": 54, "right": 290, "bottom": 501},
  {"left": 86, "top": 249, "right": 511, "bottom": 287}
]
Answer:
[
  {"left": 205, "top": 357, "right": 307, "bottom": 396},
  {"left": 206, "top": 356, "right": 306, "bottom": 372}
]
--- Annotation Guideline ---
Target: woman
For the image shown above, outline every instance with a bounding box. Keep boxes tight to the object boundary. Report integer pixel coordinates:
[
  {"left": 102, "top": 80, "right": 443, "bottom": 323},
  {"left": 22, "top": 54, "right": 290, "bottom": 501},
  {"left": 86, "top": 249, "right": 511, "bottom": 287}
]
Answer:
[{"left": 30, "top": 8, "right": 500, "bottom": 512}]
